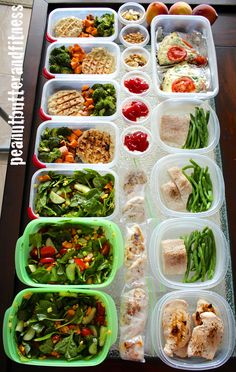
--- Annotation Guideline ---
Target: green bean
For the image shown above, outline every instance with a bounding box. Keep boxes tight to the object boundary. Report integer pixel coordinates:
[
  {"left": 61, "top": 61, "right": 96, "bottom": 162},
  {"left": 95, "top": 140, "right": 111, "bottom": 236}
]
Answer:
[{"left": 182, "top": 107, "right": 210, "bottom": 149}]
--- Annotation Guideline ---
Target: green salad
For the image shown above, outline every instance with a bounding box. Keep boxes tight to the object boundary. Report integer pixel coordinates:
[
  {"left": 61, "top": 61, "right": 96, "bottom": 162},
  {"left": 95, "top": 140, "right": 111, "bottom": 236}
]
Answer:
[
  {"left": 33, "top": 170, "right": 115, "bottom": 218},
  {"left": 27, "top": 224, "right": 113, "bottom": 285},
  {"left": 15, "top": 292, "right": 108, "bottom": 361}
]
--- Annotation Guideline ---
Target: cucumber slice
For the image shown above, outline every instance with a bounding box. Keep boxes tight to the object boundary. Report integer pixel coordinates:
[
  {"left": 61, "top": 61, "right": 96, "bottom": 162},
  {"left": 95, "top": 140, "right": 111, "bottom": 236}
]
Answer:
[
  {"left": 88, "top": 339, "right": 98, "bottom": 355},
  {"left": 99, "top": 326, "right": 107, "bottom": 347},
  {"left": 23, "top": 327, "right": 35, "bottom": 341},
  {"left": 74, "top": 183, "right": 90, "bottom": 194},
  {"left": 49, "top": 191, "right": 65, "bottom": 204}
]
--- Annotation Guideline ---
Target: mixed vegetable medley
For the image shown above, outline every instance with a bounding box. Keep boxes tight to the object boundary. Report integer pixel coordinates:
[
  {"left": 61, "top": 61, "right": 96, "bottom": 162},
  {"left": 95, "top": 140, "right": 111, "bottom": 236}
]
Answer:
[
  {"left": 27, "top": 224, "right": 113, "bottom": 285},
  {"left": 15, "top": 292, "right": 108, "bottom": 360},
  {"left": 33, "top": 170, "right": 115, "bottom": 218}
]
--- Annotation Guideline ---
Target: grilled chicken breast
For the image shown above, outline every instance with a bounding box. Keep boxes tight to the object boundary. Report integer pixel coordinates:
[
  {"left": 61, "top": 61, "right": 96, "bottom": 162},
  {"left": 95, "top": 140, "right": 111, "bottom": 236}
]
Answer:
[
  {"left": 193, "top": 299, "right": 217, "bottom": 326},
  {"left": 187, "top": 312, "right": 224, "bottom": 360},
  {"left": 162, "top": 299, "right": 191, "bottom": 357},
  {"left": 161, "top": 181, "right": 186, "bottom": 211},
  {"left": 168, "top": 166, "right": 192, "bottom": 206},
  {"left": 126, "top": 255, "right": 147, "bottom": 282},
  {"left": 120, "top": 335, "right": 144, "bottom": 362},
  {"left": 82, "top": 48, "right": 115, "bottom": 74},
  {"left": 54, "top": 17, "right": 83, "bottom": 38},
  {"left": 161, "top": 239, "right": 187, "bottom": 275},
  {"left": 160, "top": 114, "right": 190, "bottom": 148},
  {"left": 47, "top": 90, "right": 85, "bottom": 116}
]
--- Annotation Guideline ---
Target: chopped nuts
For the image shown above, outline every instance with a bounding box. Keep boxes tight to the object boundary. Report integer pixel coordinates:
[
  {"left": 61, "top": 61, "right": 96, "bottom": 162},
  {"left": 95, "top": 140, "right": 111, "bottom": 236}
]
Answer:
[
  {"left": 123, "top": 32, "right": 145, "bottom": 44},
  {"left": 124, "top": 53, "right": 147, "bottom": 68}
]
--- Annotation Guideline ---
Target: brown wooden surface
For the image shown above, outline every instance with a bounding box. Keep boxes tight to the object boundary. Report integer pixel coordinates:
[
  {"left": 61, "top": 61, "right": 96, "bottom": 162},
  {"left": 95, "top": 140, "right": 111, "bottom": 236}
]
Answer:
[{"left": 0, "top": 1, "right": 236, "bottom": 371}]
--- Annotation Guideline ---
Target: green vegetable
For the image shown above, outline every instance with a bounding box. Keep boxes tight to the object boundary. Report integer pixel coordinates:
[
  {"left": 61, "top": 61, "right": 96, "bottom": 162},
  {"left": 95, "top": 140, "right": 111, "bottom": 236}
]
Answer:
[
  {"left": 23, "top": 327, "right": 36, "bottom": 341},
  {"left": 49, "top": 191, "right": 65, "bottom": 204},
  {"left": 82, "top": 307, "right": 96, "bottom": 325},
  {"left": 88, "top": 339, "right": 98, "bottom": 355},
  {"left": 94, "top": 13, "right": 114, "bottom": 37},
  {"left": 54, "top": 333, "right": 78, "bottom": 360},
  {"left": 91, "top": 84, "right": 116, "bottom": 116},
  {"left": 49, "top": 47, "right": 73, "bottom": 74},
  {"left": 99, "top": 326, "right": 107, "bottom": 347},
  {"left": 66, "top": 263, "right": 76, "bottom": 282},
  {"left": 183, "top": 107, "right": 210, "bottom": 149}
]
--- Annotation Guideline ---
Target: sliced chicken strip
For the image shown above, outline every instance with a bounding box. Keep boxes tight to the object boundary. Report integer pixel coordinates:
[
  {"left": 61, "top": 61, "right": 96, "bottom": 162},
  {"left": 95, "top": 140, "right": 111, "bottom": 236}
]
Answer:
[
  {"left": 193, "top": 299, "right": 217, "bottom": 326},
  {"left": 168, "top": 166, "right": 192, "bottom": 206},
  {"left": 161, "top": 239, "right": 187, "bottom": 275},
  {"left": 161, "top": 181, "right": 186, "bottom": 211},
  {"left": 162, "top": 299, "right": 191, "bottom": 357},
  {"left": 160, "top": 114, "right": 190, "bottom": 148},
  {"left": 187, "top": 312, "right": 224, "bottom": 360}
]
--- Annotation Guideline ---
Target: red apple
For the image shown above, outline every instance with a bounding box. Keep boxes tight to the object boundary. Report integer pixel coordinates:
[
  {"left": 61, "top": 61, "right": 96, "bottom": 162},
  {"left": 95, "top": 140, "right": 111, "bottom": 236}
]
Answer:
[
  {"left": 192, "top": 4, "right": 218, "bottom": 25},
  {"left": 169, "top": 2, "right": 192, "bottom": 15},
  {"left": 146, "top": 2, "right": 169, "bottom": 25}
]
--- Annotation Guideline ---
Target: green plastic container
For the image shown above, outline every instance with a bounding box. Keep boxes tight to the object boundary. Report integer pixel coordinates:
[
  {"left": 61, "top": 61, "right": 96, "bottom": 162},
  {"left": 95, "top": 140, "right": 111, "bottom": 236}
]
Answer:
[
  {"left": 15, "top": 218, "right": 123, "bottom": 288},
  {"left": 3, "top": 288, "right": 118, "bottom": 367}
]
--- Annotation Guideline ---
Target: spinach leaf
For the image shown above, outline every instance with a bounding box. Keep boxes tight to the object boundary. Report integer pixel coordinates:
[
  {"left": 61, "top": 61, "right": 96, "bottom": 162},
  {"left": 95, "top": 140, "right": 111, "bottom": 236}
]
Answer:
[
  {"left": 39, "top": 338, "right": 54, "bottom": 354},
  {"left": 54, "top": 333, "right": 78, "bottom": 360}
]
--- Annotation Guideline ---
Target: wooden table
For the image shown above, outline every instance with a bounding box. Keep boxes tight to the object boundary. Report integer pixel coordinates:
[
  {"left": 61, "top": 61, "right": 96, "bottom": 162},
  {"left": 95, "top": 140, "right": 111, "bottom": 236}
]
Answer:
[{"left": 0, "top": 1, "right": 236, "bottom": 371}]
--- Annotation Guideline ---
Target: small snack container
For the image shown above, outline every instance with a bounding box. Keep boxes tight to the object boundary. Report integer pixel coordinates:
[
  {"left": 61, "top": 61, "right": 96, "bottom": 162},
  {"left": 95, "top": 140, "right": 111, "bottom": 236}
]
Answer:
[
  {"left": 150, "top": 153, "right": 225, "bottom": 218},
  {"left": 151, "top": 15, "right": 219, "bottom": 100},
  {"left": 121, "top": 46, "right": 150, "bottom": 71},
  {"left": 44, "top": 40, "right": 120, "bottom": 79},
  {"left": 119, "top": 24, "right": 149, "bottom": 48},
  {"left": 121, "top": 96, "right": 151, "bottom": 125},
  {"left": 151, "top": 98, "right": 220, "bottom": 154},
  {"left": 47, "top": 8, "right": 118, "bottom": 42},
  {"left": 121, "top": 70, "right": 151, "bottom": 96},
  {"left": 15, "top": 218, "right": 123, "bottom": 288},
  {"left": 151, "top": 290, "right": 236, "bottom": 370},
  {"left": 118, "top": 2, "right": 146, "bottom": 26},
  {"left": 28, "top": 167, "right": 119, "bottom": 220},
  {"left": 40, "top": 79, "right": 120, "bottom": 122},
  {"left": 149, "top": 217, "right": 229, "bottom": 290},
  {"left": 121, "top": 125, "right": 153, "bottom": 157},
  {"left": 33, "top": 121, "right": 119, "bottom": 169},
  {"left": 3, "top": 288, "right": 118, "bottom": 366}
]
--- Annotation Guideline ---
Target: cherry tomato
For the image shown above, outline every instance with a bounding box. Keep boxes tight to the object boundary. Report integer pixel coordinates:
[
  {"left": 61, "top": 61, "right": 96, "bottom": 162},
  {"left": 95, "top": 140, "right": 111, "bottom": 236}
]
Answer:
[
  {"left": 40, "top": 257, "right": 55, "bottom": 265},
  {"left": 167, "top": 46, "right": 187, "bottom": 62},
  {"left": 192, "top": 55, "right": 207, "bottom": 66},
  {"left": 81, "top": 328, "right": 92, "bottom": 337},
  {"left": 172, "top": 77, "right": 196, "bottom": 93},
  {"left": 74, "top": 258, "right": 86, "bottom": 271},
  {"left": 59, "top": 248, "right": 68, "bottom": 255},
  {"left": 101, "top": 241, "right": 110, "bottom": 256},
  {"left": 40, "top": 246, "right": 56, "bottom": 258}
]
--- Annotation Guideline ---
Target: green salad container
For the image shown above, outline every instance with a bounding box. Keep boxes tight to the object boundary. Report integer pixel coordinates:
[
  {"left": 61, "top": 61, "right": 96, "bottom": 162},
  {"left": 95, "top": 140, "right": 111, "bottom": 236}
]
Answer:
[
  {"left": 15, "top": 218, "right": 123, "bottom": 288},
  {"left": 3, "top": 288, "right": 118, "bottom": 366}
]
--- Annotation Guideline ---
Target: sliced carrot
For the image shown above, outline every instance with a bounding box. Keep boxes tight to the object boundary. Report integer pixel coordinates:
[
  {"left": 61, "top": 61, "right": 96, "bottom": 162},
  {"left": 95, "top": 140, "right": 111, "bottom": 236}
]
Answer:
[
  {"left": 82, "top": 85, "right": 89, "bottom": 91},
  {"left": 62, "top": 241, "right": 73, "bottom": 248},
  {"left": 65, "top": 154, "right": 75, "bottom": 163},
  {"left": 88, "top": 104, "right": 95, "bottom": 110},
  {"left": 73, "top": 129, "right": 83, "bottom": 137},
  {"left": 74, "top": 65, "right": 82, "bottom": 74},
  {"left": 38, "top": 174, "right": 51, "bottom": 182},
  {"left": 55, "top": 158, "right": 63, "bottom": 163},
  {"left": 91, "top": 28, "right": 98, "bottom": 36},
  {"left": 69, "top": 139, "right": 78, "bottom": 149},
  {"left": 68, "top": 133, "right": 78, "bottom": 142},
  {"left": 85, "top": 98, "right": 94, "bottom": 107}
]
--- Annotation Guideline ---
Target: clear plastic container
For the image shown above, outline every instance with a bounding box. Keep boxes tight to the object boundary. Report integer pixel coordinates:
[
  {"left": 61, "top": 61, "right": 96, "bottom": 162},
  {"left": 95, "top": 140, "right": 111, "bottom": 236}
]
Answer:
[
  {"left": 44, "top": 40, "right": 120, "bottom": 79},
  {"left": 118, "top": 2, "right": 146, "bottom": 26},
  {"left": 151, "top": 15, "right": 219, "bottom": 100},
  {"left": 151, "top": 290, "right": 236, "bottom": 370},
  {"left": 121, "top": 96, "right": 151, "bottom": 125},
  {"left": 28, "top": 167, "right": 119, "bottom": 220},
  {"left": 47, "top": 8, "right": 118, "bottom": 42},
  {"left": 3, "top": 288, "right": 118, "bottom": 366},
  {"left": 151, "top": 98, "right": 220, "bottom": 154},
  {"left": 40, "top": 78, "right": 120, "bottom": 121},
  {"left": 149, "top": 217, "right": 229, "bottom": 290},
  {"left": 121, "top": 46, "right": 150, "bottom": 72},
  {"left": 15, "top": 218, "right": 123, "bottom": 288},
  {"left": 121, "top": 70, "right": 151, "bottom": 96},
  {"left": 119, "top": 24, "right": 149, "bottom": 48},
  {"left": 33, "top": 121, "right": 119, "bottom": 169},
  {"left": 150, "top": 153, "right": 225, "bottom": 218},
  {"left": 121, "top": 125, "right": 153, "bottom": 157}
]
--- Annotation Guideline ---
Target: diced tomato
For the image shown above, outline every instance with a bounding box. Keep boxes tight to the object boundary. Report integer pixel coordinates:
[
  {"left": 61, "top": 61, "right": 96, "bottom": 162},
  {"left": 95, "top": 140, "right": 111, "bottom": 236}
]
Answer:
[
  {"left": 74, "top": 258, "right": 86, "bottom": 271},
  {"left": 81, "top": 328, "right": 92, "bottom": 337},
  {"left": 192, "top": 55, "right": 207, "bottom": 66},
  {"left": 172, "top": 77, "right": 196, "bottom": 93},
  {"left": 40, "top": 246, "right": 56, "bottom": 258},
  {"left": 167, "top": 46, "right": 187, "bottom": 62}
]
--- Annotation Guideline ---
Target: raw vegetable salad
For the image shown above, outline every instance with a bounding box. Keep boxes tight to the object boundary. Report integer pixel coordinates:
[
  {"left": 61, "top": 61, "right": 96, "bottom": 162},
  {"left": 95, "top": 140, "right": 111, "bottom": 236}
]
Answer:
[
  {"left": 15, "top": 291, "right": 108, "bottom": 361},
  {"left": 27, "top": 224, "right": 113, "bottom": 285},
  {"left": 33, "top": 170, "right": 115, "bottom": 218}
]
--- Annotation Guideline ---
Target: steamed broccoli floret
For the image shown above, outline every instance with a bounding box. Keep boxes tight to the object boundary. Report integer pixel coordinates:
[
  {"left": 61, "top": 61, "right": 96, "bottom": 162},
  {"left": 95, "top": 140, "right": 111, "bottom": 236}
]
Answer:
[
  {"left": 92, "top": 87, "right": 107, "bottom": 102},
  {"left": 49, "top": 64, "right": 62, "bottom": 73},
  {"left": 38, "top": 148, "right": 61, "bottom": 163},
  {"left": 60, "top": 67, "right": 73, "bottom": 74},
  {"left": 47, "top": 136, "right": 61, "bottom": 150},
  {"left": 94, "top": 14, "right": 114, "bottom": 37},
  {"left": 49, "top": 46, "right": 72, "bottom": 74},
  {"left": 56, "top": 127, "right": 72, "bottom": 137}
]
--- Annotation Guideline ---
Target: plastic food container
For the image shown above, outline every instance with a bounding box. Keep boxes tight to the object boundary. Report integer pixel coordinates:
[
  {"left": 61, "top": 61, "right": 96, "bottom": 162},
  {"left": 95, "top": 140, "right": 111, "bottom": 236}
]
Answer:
[
  {"left": 119, "top": 24, "right": 149, "bottom": 48},
  {"left": 121, "top": 70, "right": 151, "bottom": 96},
  {"left": 121, "top": 46, "right": 150, "bottom": 72},
  {"left": 121, "top": 96, "right": 151, "bottom": 125},
  {"left": 15, "top": 218, "right": 123, "bottom": 288},
  {"left": 121, "top": 125, "right": 153, "bottom": 157},
  {"left": 150, "top": 153, "right": 225, "bottom": 218},
  {"left": 149, "top": 217, "right": 228, "bottom": 290},
  {"left": 151, "top": 290, "right": 236, "bottom": 370},
  {"left": 28, "top": 167, "right": 119, "bottom": 220},
  {"left": 40, "top": 79, "right": 120, "bottom": 122},
  {"left": 46, "top": 8, "right": 118, "bottom": 42},
  {"left": 33, "top": 121, "right": 119, "bottom": 169},
  {"left": 151, "top": 15, "right": 219, "bottom": 100},
  {"left": 151, "top": 98, "right": 220, "bottom": 154},
  {"left": 44, "top": 40, "right": 120, "bottom": 79},
  {"left": 3, "top": 288, "right": 118, "bottom": 366},
  {"left": 118, "top": 2, "right": 146, "bottom": 26}
]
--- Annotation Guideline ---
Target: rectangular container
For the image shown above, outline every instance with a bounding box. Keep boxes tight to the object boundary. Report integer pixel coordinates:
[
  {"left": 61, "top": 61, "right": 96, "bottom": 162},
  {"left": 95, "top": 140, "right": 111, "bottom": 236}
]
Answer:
[
  {"left": 151, "top": 15, "right": 219, "bottom": 100},
  {"left": 28, "top": 167, "right": 119, "bottom": 220},
  {"left": 150, "top": 153, "right": 225, "bottom": 218},
  {"left": 151, "top": 290, "right": 236, "bottom": 370},
  {"left": 40, "top": 79, "right": 120, "bottom": 122},
  {"left": 3, "top": 288, "right": 118, "bottom": 367},
  {"left": 47, "top": 8, "right": 118, "bottom": 42},
  {"left": 33, "top": 121, "right": 119, "bottom": 169},
  {"left": 149, "top": 217, "right": 228, "bottom": 290},
  {"left": 151, "top": 98, "right": 220, "bottom": 154},
  {"left": 44, "top": 40, "right": 120, "bottom": 79}
]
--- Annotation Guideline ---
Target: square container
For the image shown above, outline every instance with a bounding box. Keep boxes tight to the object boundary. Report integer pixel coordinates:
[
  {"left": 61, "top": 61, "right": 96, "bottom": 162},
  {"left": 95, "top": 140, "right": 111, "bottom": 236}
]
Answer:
[
  {"left": 151, "top": 15, "right": 219, "bottom": 100},
  {"left": 28, "top": 167, "right": 119, "bottom": 220},
  {"left": 33, "top": 121, "right": 119, "bottom": 169},
  {"left": 151, "top": 98, "right": 220, "bottom": 154},
  {"left": 15, "top": 218, "right": 123, "bottom": 288},
  {"left": 149, "top": 217, "right": 228, "bottom": 290},
  {"left": 150, "top": 153, "right": 225, "bottom": 218},
  {"left": 44, "top": 41, "right": 120, "bottom": 79},
  {"left": 151, "top": 290, "right": 236, "bottom": 370},
  {"left": 3, "top": 288, "right": 118, "bottom": 366},
  {"left": 47, "top": 8, "right": 118, "bottom": 42},
  {"left": 40, "top": 79, "right": 120, "bottom": 122}
]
